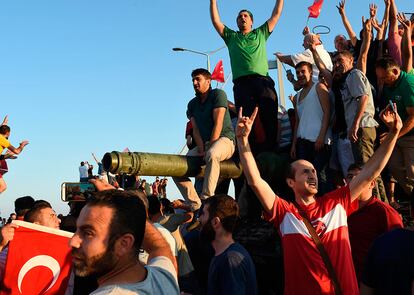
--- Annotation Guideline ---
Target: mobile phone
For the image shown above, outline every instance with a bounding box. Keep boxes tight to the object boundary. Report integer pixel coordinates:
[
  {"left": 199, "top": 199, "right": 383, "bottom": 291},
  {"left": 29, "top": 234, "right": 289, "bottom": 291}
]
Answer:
[
  {"left": 61, "top": 182, "right": 96, "bottom": 202},
  {"left": 389, "top": 100, "right": 396, "bottom": 113},
  {"left": 286, "top": 69, "right": 293, "bottom": 75}
]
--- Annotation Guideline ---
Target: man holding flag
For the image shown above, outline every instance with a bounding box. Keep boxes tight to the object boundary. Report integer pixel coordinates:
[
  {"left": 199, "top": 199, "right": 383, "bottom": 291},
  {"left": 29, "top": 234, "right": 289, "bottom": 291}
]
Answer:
[
  {"left": 308, "top": 0, "right": 324, "bottom": 19},
  {"left": 0, "top": 200, "right": 72, "bottom": 294},
  {"left": 209, "top": 0, "right": 283, "bottom": 155}
]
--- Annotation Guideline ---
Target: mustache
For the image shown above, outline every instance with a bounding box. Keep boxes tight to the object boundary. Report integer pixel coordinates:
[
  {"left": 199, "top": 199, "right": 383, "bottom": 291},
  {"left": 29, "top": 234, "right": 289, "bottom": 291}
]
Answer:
[{"left": 71, "top": 249, "right": 84, "bottom": 259}]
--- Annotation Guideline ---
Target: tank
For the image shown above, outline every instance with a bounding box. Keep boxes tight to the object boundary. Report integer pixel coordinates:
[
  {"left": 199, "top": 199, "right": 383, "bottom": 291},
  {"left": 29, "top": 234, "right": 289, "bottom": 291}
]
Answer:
[{"left": 102, "top": 151, "right": 242, "bottom": 178}]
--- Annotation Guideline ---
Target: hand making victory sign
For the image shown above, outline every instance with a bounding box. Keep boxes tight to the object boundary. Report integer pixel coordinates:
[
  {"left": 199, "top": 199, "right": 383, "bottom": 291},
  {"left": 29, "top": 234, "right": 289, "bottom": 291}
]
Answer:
[{"left": 236, "top": 107, "right": 258, "bottom": 140}]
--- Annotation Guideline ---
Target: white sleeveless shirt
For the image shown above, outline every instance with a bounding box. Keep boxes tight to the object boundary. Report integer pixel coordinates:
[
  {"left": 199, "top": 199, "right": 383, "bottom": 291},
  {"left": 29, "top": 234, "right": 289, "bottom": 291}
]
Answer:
[{"left": 296, "top": 83, "right": 332, "bottom": 144}]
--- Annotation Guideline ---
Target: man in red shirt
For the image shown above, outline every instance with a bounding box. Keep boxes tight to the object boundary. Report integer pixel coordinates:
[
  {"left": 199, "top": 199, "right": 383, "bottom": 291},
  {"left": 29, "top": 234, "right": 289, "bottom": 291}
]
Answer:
[
  {"left": 346, "top": 164, "right": 403, "bottom": 282},
  {"left": 236, "top": 105, "right": 402, "bottom": 295}
]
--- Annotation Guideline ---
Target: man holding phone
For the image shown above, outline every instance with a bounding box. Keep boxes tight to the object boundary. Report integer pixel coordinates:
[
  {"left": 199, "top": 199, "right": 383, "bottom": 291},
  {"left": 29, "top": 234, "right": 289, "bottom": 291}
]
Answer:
[
  {"left": 376, "top": 57, "right": 414, "bottom": 197},
  {"left": 236, "top": 104, "right": 401, "bottom": 295}
]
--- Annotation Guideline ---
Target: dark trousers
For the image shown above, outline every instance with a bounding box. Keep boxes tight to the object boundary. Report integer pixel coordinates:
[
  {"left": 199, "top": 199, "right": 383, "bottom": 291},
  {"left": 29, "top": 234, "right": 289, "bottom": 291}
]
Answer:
[
  {"left": 352, "top": 127, "right": 387, "bottom": 201},
  {"left": 233, "top": 75, "right": 278, "bottom": 155}
]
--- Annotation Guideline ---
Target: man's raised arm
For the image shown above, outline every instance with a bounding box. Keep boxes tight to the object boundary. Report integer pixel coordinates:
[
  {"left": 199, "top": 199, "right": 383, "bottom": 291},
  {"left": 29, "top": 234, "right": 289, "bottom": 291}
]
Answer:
[
  {"left": 236, "top": 107, "right": 277, "bottom": 214},
  {"left": 336, "top": 0, "right": 358, "bottom": 47},
  {"left": 267, "top": 0, "right": 284, "bottom": 32},
  {"left": 349, "top": 105, "right": 402, "bottom": 201},
  {"left": 210, "top": 0, "right": 225, "bottom": 37}
]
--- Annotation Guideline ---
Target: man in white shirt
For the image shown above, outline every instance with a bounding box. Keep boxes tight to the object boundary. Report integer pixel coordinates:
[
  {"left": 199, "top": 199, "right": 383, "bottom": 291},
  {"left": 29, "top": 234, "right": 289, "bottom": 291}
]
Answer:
[
  {"left": 276, "top": 32, "right": 333, "bottom": 83},
  {"left": 70, "top": 188, "right": 179, "bottom": 295},
  {"left": 79, "top": 161, "right": 89, "bottom": 182}
]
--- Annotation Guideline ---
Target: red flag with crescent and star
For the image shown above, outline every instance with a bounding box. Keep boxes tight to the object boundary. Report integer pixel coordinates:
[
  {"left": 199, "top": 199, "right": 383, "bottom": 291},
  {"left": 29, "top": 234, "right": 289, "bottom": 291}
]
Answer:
[
  {"left": 211, "top": 60, "right": 225, "bottom": 83},
  {"left": 1, "top": 220, "right": 73, "bottom": 295},
  {"left": 308, "top": 0, "right": 324, "bottom": 18}
]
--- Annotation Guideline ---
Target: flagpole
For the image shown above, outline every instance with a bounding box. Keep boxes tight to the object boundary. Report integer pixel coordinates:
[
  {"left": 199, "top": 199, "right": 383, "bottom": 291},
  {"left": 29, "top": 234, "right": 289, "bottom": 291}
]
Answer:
[{"left": 306, "top": 15, "right": 310, "bottom": 28}]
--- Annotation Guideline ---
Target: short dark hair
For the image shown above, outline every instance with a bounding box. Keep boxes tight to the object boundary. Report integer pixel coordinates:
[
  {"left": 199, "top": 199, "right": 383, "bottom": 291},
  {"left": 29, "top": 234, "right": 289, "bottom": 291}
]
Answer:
[
  {"left": 347, "top": 163, "right": 364, "bottom": 172},
  {"left": 285, "top": 163, "right": 296, "bottom": 180},
  {"left": 147, "top": 195, "right": 161, "bottom": 218},
  {"left": 160, "top": 198, "right": 174, "bottom": 214},
  {"left": 295, "top": 61, "right": 313, "bottom": 72},
  {"left": 0, "top": 125, "right": 10, "bottom": 135},
  {"left": 24, "top": 200, "right": 52, "bottom": 223},
  {"left": 191, "top": 68, "right": 211, "bottom": 80},
  {"left": 14, "top": 196, "right": 35, "bottom": 217},
  {"left": 334, "top": 50, "right": 354, "bottom": 60},
  {"left": 86, "top": 189, "right": 147, "bottom": 252},
  {"left": 375, "top": 56, "right": 400, "bottom": 71},
  {"left": 204, "top": 194, "right": 239, "bottom": 234},
  {"left": 238, "top": 9, "right": 254, "bottom": 22}
]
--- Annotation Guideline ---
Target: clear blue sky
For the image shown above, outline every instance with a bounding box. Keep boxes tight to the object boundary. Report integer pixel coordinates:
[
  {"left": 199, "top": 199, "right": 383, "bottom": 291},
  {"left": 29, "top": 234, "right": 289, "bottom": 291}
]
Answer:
[{"left": 0, "top": 0, "right": 412, "bottom": 217}]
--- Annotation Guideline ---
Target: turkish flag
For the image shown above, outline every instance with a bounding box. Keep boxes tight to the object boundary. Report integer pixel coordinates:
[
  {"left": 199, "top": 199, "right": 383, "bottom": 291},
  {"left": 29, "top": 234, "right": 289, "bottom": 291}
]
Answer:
[
  {"left": 211, "top": 60, "right": 225, "bottom": 83},
  {"left": 1, "top": 220, "right": 73, "bottom": 295},
  {"left": 308, "top": 0, "right": 324, "bottom": 18}
]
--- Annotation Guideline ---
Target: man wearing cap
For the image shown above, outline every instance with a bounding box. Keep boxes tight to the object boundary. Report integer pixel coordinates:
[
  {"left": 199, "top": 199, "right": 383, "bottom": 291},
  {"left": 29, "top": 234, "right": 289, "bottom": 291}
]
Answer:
[{"left": 209, "top": 0, "right": 283, "bottom": 154}]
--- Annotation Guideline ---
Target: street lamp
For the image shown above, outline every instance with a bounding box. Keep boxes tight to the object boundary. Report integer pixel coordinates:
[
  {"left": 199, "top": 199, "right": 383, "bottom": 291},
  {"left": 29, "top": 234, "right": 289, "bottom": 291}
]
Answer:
[{"left": 172, "top": 46, "right": 226, "bottom": 72}]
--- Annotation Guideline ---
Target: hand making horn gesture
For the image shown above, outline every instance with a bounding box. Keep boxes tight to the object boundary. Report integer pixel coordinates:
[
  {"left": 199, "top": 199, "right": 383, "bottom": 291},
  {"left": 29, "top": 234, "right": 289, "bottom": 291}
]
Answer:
[{"left": 236, "top": 107, "right": 258, "bottom": 140}]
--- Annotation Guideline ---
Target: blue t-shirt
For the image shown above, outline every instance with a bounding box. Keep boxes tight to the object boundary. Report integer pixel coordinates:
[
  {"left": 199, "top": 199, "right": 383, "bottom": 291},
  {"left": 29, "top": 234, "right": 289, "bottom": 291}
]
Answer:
[
  {"left": 207, "top": 242, "right": 257, "bottom": 295},
  {"left": 362, "top": 228, "right": 414, "bottom": 295}
]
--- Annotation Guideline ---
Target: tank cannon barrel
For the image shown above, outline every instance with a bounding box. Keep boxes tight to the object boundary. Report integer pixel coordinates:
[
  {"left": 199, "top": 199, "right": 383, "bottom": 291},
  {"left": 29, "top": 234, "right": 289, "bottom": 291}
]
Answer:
[{"left": 102, "top": 151, "right": 242, "bottom": 178}]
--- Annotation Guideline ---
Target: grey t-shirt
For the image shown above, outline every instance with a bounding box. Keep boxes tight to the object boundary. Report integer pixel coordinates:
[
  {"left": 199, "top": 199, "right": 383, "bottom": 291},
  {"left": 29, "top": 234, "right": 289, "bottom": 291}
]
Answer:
[
  {"left": 341, "top": 69, "right": 378, "bottom": 131},
  {"left": 90, "top": 256, "right": 179, "bottom": 295}
]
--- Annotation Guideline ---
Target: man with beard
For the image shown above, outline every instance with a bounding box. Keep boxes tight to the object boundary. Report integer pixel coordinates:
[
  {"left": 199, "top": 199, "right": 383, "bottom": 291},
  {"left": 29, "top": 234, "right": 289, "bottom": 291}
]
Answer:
[
  {"left": 236, "top": 104, "right": 402, "bottom": 295},
  {"left": 70, "top": 189, "right": 179, "bottom": 294},
  {"left": 173, "top": 68, "right": 235, "bottom": 212},
  {"left": 199, "top": 194, "right": 257, "bottom": 295},
  {"left": 210, "top": 0, "right": 283, "bottom": 154},
  {"left": 376, "top": 57, "right": 414, "bottom": 198}
]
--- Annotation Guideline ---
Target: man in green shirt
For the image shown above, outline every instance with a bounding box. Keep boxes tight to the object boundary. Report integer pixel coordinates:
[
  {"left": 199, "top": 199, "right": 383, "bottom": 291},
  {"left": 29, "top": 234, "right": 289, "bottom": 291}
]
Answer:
[
  {"left": 210, "top": 0, "right": 284, "bottom": 154},
  {"left": 376, "top": 57, "right": 414, "bottom": 196},
  {"left": 173, "top": 69, "right": 235, "bottom": 212}
]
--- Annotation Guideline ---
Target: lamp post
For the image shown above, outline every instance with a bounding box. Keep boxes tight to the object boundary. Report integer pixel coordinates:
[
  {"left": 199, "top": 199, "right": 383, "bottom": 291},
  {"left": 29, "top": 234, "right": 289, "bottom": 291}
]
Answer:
[{"left": 172, "top": 46, "right": 226, "bottom": 72}]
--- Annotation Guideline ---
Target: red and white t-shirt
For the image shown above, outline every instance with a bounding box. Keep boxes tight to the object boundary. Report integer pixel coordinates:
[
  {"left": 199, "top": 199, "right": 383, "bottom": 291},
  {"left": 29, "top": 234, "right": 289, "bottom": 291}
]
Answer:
[{"left": 265, "top": 186, "right": 359, "bottom": 295}]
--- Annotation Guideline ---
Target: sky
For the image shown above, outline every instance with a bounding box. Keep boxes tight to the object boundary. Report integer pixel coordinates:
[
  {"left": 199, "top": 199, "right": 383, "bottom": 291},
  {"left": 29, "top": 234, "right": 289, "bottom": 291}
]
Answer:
[{"left": 0, "top": 0, "right": 412, "bottom": 217}]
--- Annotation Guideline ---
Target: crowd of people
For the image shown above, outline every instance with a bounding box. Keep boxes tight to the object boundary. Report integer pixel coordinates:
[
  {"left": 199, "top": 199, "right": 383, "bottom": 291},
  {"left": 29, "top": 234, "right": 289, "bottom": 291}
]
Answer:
[{"left": 0, "top": 0, "right": 414, "bottom": 294}]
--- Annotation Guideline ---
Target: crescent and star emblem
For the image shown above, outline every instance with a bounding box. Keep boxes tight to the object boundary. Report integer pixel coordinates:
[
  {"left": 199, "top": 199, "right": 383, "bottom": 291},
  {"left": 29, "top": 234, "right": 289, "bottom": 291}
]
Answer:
[{"left": 17, "top": 255, "right": 61, "bottom": 294}]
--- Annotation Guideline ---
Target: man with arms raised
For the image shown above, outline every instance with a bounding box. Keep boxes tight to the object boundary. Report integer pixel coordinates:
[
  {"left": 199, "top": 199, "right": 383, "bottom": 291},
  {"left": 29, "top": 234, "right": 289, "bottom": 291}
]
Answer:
[
  {"left": 210, "top": 0, "right": 283, "bottom": 154},
  {"left": 70, "top": 189, "right": 179, "bottom": 294},
  {"left": 236, "top": 105, "right": 402, "bottom": 295}
]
